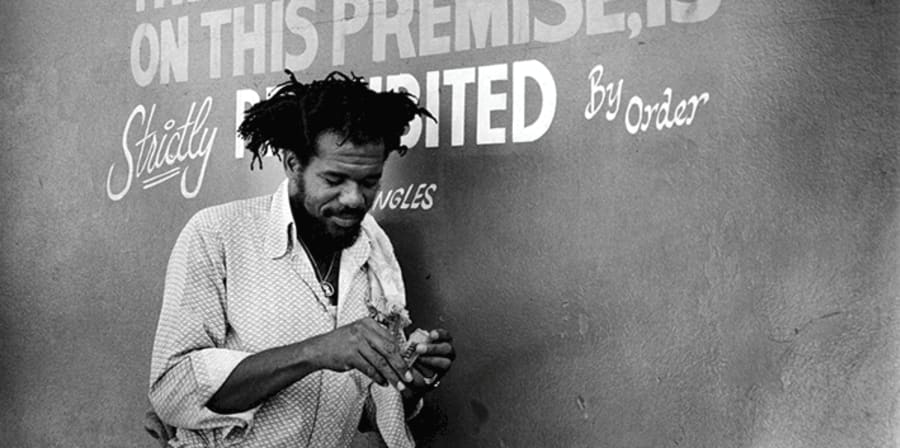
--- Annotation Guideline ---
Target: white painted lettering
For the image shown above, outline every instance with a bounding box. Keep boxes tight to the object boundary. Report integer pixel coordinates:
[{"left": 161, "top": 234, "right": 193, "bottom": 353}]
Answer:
[
  {"left": 454, "top": 0, "right": 509, "bottom": 51},
  {"left": 233, "top": 5, "right": 267, "bottom": 76},
  {"left": 200, "top": 9, "right": 232, "bottom": 79},
  {"left": 159, "top": 17, "right": 189, "bottom": 84},
  {"left": 234, "top": 88, "right": 261, "bottom": 159},
  {"left": 685, "top": 92, "right": 710, "bottom": 124},
  {"left": 584, "top": 64, "right": 623, "bottom": 121},
  {"left": 671, "top": 0, "right": 721, "bottom": 23},
  {"left": 624, "top": 95, "right": 643, "bottom": 135},
  {"left": 512, "top": 59, "right": 556, "bottom": 143},
  {"left": 647, "top": 0, "right": 666, "bottom": 27},
  {"left": 373, "top": 0, "right": 416, "bottom": 62},
  {"left": 271, "top": 1, "right": 285, "bottom": 72},
  {"left": 477, "top": 64, "right": 508, "bottom": 145},
  {"left": 373, "top": 189, "right": 392, "bottom": 209},
  {"left": 332, "top": 0, "right": 369, "bottom": 66},
  {"left": 372, "top": 184, "right": 437, "bottom": 211},
  {"left": 425, "top": 70, "right": 440, "bottom": 148},
  {"left": 421, "top": 184, "right": 436, "bottom": 210},
  {"left": 419, "top": 0, "right": 452, "bottom": 56},
  {"left": 443, "top": 67, "right": 476, "bottom": 147},
  {"left": 534, "top": 0, "right": 583, "bottom": 43},
  {"left": 622, "top": 89, "right": 709, "bottom": 135},
  {"left": 587, "top": 64, "right": 710, "bottom": 135},
  {"left": 389, "top": 188, "right": 404, "bottom": 209},
  {"left": 511, "top": 0, "right": 530, "bottom": 44},
  {"left": 108, "top": 97, "right": 218, "bottom": 201},
  {"left": 410, "top": 183, "right": 428, "bottom": 209},
  {"left": 655, "top": 88, "right": 674, "bottom": 130},
  {"left": 399, "top": 184, "right": 416, "bottom": 209},
  {"left": 586, "top": 0, "right": 625, "bottom": 35},
  {"left": 284, "top": 0, "right": 319, "bottom": 70},
  {"left": 130, "top": 23, "right": 159, "bottom": 87}
]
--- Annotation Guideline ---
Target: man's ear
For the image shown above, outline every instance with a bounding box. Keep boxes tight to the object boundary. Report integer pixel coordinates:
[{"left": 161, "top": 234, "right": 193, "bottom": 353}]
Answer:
[{"left": 282, "top": 150, "right": 302, "bottom": 175}]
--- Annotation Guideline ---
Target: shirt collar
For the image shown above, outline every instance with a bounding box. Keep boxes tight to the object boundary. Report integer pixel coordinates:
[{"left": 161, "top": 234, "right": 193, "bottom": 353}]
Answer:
[
  {"left": 265, "top": 180, "right": 295, "bottom": 260},
  {"left": 264, "top": 179, "right": 373, "bottom": 268}
]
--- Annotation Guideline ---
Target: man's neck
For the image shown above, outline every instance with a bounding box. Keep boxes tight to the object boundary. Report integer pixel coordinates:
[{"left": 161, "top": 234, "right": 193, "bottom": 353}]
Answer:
[
  {"left": 294, "top": 223, "right": 341, "bottom": 305},
  {"left": 295, "top": 226, "right": 336, "bottom": 260}
]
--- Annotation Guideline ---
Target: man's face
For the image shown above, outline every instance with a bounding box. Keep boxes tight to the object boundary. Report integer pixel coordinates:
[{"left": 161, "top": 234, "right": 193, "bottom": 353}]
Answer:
[{"left": 288, "top": 130, "right": 385, "bottom": 249}]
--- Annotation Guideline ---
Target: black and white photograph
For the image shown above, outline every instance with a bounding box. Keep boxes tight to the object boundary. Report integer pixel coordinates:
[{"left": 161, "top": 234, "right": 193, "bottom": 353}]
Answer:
[{"left": 1, "top": 1, "right": 898, "bottom": 447}]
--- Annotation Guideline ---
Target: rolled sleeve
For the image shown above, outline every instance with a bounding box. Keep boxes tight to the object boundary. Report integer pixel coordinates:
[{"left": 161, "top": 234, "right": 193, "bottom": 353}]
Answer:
[
  {"left": 192, "top": 348, "right": 259, "bottom": 426},
  {"left": 193, "top": 348, "right": 253, "bottom": 400},
  {"left": 150, "top": 349, "right": 259, "bottom": 431}
]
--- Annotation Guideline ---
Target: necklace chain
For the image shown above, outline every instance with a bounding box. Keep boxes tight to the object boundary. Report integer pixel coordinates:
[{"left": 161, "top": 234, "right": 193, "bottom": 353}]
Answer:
[{"left": 298, "top": 237, "right": 338, "bottom": 299}]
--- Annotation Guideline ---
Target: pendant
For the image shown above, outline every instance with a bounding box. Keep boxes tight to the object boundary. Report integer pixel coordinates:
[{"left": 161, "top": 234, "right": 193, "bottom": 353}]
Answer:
[{"left": 321, "top": 281, "right": 335, "bottom": 298}]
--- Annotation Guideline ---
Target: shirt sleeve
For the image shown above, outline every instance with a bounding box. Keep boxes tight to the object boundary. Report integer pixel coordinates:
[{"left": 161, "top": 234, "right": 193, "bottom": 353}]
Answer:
[{"left": 148, "top": 210, "right": 259, "bottom": 438}]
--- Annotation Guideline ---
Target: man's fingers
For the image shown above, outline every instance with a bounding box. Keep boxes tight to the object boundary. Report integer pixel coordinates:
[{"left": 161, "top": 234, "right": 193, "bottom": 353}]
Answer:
[
  {"left": 413, "top": 363, "right": 436, "bottom": 380},
  {"left": 428, "top": 328, "right": 453, "bottom": 342},
  {"left": 415, "top": 355, "right": 453, "bottom": 372},
  {"left": 360, "top": 322, "right": 414, "bottom": 383},
  {"left": 415, "top": 342, "right": 455, "bottom": 359},
  {"left": 358, "top": 334, "right": 415, "bottom": 389}
]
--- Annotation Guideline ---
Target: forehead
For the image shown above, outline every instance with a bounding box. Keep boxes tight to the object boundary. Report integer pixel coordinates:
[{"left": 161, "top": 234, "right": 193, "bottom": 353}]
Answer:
[{"left": 311, "top": 131, "right": 386, "bottom": 172}]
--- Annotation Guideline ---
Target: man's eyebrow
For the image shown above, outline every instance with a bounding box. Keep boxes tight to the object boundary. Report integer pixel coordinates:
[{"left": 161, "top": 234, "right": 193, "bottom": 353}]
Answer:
[{"left": 321, "top": 171, "right": 382, "bottom": 179}]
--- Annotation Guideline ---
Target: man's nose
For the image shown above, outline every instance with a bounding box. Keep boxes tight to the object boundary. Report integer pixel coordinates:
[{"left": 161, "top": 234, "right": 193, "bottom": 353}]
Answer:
[{"left": 339, "top": 182, "right": 365, "bottom": 209}]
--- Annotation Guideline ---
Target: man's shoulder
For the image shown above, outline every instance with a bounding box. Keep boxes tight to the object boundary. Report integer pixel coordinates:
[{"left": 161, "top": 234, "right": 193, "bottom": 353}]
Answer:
[{"left": 184, "top": 192, "right": 273, "bottom": 235}]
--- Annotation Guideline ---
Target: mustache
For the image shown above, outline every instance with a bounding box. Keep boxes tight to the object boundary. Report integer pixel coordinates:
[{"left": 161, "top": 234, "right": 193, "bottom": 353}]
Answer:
[{"left": 323, "top": 208, "right": 366, "bottom": 220}]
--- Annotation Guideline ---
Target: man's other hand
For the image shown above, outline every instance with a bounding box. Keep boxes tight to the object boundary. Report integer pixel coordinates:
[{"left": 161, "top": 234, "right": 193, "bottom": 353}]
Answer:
[{"left": 411, "top": 329, "right": 455, "bottom": 389}]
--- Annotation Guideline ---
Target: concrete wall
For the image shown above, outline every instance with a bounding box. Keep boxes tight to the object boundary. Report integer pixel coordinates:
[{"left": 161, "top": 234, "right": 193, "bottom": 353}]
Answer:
[{"left": 1, "top": 1, "right": 898, "bottom": 447}]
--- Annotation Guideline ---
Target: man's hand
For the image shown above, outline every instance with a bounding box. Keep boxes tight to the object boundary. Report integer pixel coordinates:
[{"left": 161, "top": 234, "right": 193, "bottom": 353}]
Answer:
[
  {"left": 143, "top": 410, "right": 175, "bottom": 447},
  {"left": 402, "top": 329, "right": 455, "bottom": 398},
  {"left": 309, "top": 317, "right": 414, "bottom": 390},
  {"left": 413, "top": 329, "right": 455, "bottom": 385}
]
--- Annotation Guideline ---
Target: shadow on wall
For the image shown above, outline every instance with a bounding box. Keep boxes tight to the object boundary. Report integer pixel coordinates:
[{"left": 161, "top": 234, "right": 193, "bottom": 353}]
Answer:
[
  {"left": 380, "top": 222, "right": 449, "bottom": 445},
  {"left": 380, "top": 219, "right": 578, "bottom": 446}
]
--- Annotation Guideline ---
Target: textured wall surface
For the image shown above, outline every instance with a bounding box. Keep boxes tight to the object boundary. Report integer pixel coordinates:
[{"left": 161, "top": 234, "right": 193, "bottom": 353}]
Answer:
[{"left": 0, "top": 1, "right": 897, "bottom": 447}]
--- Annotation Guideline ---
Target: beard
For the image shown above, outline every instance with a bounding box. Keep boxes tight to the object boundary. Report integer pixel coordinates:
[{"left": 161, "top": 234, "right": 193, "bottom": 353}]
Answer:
[
  {"left": 319, "top": 209, "right": 364, "bottom": 248},
  {"left": 290, "top": 186, "right": 364, "bottom": 252}
]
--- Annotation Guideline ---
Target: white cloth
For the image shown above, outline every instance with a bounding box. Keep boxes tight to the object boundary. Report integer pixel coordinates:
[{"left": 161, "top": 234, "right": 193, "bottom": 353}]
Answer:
[{"left": 149, "top": 180, "right": 415, "bottom": 447}]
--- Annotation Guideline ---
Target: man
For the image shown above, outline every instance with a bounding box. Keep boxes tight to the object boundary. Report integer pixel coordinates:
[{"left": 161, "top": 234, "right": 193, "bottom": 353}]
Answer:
[{"left": 148, "top": 71, "right": 455, "bottom": 447}]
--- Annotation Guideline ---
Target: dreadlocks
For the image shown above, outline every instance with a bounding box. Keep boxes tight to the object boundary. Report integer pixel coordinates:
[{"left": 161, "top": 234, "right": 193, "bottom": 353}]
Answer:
[{"left": 237, "top": 70, "right": 434, "bottom": 170}]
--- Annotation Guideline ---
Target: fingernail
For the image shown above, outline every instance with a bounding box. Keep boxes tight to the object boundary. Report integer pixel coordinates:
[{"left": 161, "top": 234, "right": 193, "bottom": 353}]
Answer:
[
  {"left": 430, "top": 330, "right": 439, "bottom": 339},
  {"left": 405, "top": 371, "right": 414, "bottom": 382},
  {"left": 397, "top": 382, "right": 406, "bottom": 391}
]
